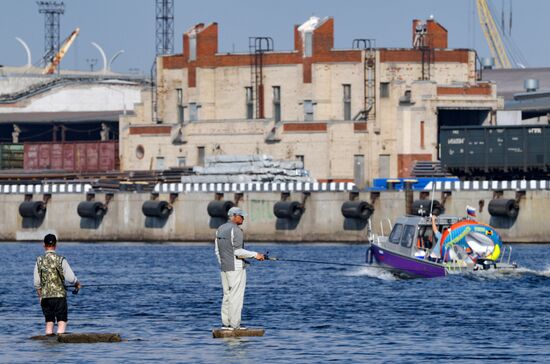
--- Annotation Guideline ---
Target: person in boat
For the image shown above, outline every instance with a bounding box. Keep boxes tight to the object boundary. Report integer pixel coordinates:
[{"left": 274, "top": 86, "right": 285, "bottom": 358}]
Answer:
[
  {"left": 416, "top": 227, "right": 434, "bottom": 250},
  {"left": 465, "top": 246, "right": 480, "bottom": 264},
  {"left": 215, "top": 207, "right": 265, "bottom": 331},
  {"left": 429, "top": 215, "right": 447, "bottom": 261},
  {"left": 33, "top": 234, "right": 81, "bottom": 335}
]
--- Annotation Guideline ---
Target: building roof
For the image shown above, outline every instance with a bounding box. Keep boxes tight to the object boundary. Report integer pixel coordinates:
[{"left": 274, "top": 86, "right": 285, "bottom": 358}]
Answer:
[
  {"left": 482, "top": 67, "right": 550, "bottom": 101},
  {"left": 0, "top": 110, "right": 132, "bottom": 124},
  {"left": 482, "top": 68, "right": 550, "bottom": 113}
]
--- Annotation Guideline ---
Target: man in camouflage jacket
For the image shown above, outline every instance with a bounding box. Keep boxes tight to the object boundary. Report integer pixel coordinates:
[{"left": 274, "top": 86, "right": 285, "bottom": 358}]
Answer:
[{"left": 33, "top": 234, "right": 81, "bottom": 335}]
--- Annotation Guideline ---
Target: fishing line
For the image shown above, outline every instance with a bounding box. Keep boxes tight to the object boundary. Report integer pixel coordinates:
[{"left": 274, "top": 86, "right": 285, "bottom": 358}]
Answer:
[
  {"left": 63, "top": 283, "right": 164, "bottom": 294},
  {"left": 66, "top": 283, "right": 161, "bottom": 288},
  {"left": 266, "top": 256, "right": 379, "bottom": 268}
]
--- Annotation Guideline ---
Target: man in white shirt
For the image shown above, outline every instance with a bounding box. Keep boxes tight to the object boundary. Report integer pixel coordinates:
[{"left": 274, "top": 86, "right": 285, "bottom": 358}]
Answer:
[{"left": 214, "top": 207, "right": 264, "bottom": 330}]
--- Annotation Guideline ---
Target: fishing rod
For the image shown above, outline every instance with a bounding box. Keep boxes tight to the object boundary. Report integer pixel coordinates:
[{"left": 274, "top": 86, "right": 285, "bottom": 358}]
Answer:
[
  {"left": 66, "top": 283, "right": 161, "bottom": 288},
  {"left": 264, "top": 252, "right": 381, "bottom": 268},
  {"left": 266, "top": 257, "right": 367, "bottom": 267},
  {"left": 64, "top": 283, "right": 161, "bottom": 294}
]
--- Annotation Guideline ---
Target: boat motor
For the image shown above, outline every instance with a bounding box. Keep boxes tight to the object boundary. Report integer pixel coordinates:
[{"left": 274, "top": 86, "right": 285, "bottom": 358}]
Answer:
[{"left": 477, "top": 258, "right": 496, "bottom": 270}]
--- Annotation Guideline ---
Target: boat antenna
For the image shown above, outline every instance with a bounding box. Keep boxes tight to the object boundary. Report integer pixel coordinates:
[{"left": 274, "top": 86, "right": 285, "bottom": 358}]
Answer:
[{"left": 429, "top": 179, "right": 436, "bottom": 216}]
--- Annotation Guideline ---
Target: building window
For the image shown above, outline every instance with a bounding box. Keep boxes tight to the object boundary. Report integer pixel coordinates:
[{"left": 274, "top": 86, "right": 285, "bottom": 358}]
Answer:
[
  {"left": 273, "top": 86, "right": 281, "bottom": 122},
  {"left": 343, "top": 84, "right": 351, "bottom": 120},
  {"left": 354, "top": 154, "right": 365, "bottom": 186},
  {"left": 189, "top": 35, "right": 197, "bottom": 61},
  {"left": 304, "top": 100, "right": 314, "bottom": 121},
  {"left": 295, "top": 154, "right": 304, "bottom": 168},
  {"left": 379, "top": 154, "right": 390, "bottom": 178},
  {"left": 155, "top": 156, "right": 165, "bottom": 170},
  {"left": 380, "top": 82, "right": 390, "bottom": 98},
  {"left": 178, "top": 106, "right": 184, "bottom": 124},
  {"left": 176, "top": 88, "right": 184, "bottom": 124},
  {"left": 189, "top": 103, "right": 199, "bottom": 122},
  {"left": 135, "top": 145, "right": 145, "bottom": 160},
  {"left": 304, "top": 32, "right": 313, "bottom": 57},
  {"left": 177, "top": 156, "right": 187, "bottom": 167},
  {"left": 197, "top": 146, "right": 205, "bottom": 166},
  {"left": 245, "top": 87, "right": 254, "bottom": 119}
]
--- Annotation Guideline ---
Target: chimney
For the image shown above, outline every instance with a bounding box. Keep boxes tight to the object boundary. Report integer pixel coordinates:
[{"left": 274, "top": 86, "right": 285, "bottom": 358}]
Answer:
[
  {"left": 183, "top": 23, "right": 218, "bottom": 61},
  {"left": 296, "top": 16, "right": 333, "bottom": 57},
  {"left": 426, "top": 19, "right": 448, "bottom": 48},
  {"left": 412, "top": 17, "right": 448, "bottom": 49}
]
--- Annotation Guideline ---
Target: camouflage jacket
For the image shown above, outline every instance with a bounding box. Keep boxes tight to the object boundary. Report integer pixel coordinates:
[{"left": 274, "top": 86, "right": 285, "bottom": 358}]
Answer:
[{"left": 36, "top": 251, "right": 67, "bottom": 298}]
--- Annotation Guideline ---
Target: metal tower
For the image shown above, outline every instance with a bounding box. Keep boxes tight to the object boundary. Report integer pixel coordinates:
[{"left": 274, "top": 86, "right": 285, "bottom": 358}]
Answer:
[
  {"left": 37, "top": 1, "right": 65, "bottom": 62},
  {"left": 155, "top": 0, "right": 174, "bottom": 55}
]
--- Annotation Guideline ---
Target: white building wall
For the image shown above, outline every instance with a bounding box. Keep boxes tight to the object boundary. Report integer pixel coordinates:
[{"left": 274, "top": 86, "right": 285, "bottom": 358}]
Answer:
[{"left": 0, "top": 85, "right": 142, "bottom": 113}]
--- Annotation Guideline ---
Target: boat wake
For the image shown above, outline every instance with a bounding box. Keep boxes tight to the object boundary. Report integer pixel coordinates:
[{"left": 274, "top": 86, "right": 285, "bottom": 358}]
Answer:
[
  {"left": 344, "top": 266, "right": 397, "bottom": 281},
  {"left": 513, "top": 265, "right": 550, "bottom": 277},
  {"left": 344, "top": 264, "right": 550, "bottom": 281},
  {"left": 461, "top": 264, "right": 550, "bottom": 280}
]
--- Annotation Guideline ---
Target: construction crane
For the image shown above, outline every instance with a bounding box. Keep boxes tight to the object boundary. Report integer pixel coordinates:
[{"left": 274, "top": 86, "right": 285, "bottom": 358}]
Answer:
[
  {"left": 476, "top": 0, "right": 511, "bottom": 68},
  {"left": 43, "top": 27, "right": 80, "bottom": 74},
  {"left": 476, "top": 0, "right": 528, "bottom": 69}
]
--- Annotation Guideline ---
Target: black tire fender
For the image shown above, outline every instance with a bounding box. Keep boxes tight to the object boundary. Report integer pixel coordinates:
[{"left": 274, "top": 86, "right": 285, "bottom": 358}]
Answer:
[
  {"left": 207, "top": 200, "right": 235, "bottom": 218},
  {"left": 142, "top": 200, "right": 172, "bottom": 218},
  {"left": 273, "top": 201, "right": 304, "bottom": 220},
  {"left": 19, "top": 201, "right": 46, "bottom": 219}
]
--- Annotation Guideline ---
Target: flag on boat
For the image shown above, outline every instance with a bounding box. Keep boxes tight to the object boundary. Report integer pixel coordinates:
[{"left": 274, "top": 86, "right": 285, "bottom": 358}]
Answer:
[{"left": 466, "top": 205, "right": 476, "bottom": 217}]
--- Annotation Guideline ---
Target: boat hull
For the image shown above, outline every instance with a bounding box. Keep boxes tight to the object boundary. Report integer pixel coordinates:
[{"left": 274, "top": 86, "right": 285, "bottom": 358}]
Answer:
[{"left": 368, "top": 245, "right": 446, "bottom": 278}]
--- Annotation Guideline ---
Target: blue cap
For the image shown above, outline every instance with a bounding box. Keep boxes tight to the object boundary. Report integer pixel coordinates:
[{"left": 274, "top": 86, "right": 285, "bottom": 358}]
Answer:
[{"left": 227, "top": 207, "right": 247, "bottom": 217}]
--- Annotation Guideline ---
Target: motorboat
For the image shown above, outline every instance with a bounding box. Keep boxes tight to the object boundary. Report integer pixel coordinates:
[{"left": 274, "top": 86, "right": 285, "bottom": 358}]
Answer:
[{"left": 366, "top": 215, "right": 517, "bottom": 278}]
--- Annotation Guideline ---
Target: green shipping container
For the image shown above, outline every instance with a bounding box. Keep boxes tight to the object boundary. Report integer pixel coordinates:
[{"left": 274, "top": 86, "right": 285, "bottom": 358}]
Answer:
[{"left": 0, "top": 144, "right": 24, "bottom": 169}]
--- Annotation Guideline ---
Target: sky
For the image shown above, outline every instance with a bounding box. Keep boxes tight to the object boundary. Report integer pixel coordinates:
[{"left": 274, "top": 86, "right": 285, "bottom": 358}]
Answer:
[{"left": 0, "top": 0, "right": 548, "bottom": 74}]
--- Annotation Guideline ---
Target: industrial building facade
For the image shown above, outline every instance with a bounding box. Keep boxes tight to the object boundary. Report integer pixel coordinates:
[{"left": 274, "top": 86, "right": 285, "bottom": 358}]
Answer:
[
  {"left": 0, "top": 69, "right": 145, "bottom": 172},
  {"left": 120, "top": 17, "right": 501, "bottom": 184}
]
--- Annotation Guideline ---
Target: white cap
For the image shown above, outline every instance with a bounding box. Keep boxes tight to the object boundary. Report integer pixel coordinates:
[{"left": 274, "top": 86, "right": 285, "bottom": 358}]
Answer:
[{"left": 227, "top": 207, "right": 247, "bottom": 217}]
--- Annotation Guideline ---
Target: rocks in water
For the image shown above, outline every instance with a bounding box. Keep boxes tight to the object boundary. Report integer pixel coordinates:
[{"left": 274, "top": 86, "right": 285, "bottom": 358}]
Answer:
[{"left": 30, "top": 333, "right": 122, "bottom": 343}]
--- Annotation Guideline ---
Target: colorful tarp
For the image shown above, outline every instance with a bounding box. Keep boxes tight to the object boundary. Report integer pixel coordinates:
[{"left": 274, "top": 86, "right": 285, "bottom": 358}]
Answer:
[{"left": 439, "top": 220, "right": 502, "bottom": 262}]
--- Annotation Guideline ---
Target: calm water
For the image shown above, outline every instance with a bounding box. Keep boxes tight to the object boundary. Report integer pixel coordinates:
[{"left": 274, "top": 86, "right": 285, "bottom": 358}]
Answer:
[{"left": 1, "top": 242, "right": 549, "bottom": 363}]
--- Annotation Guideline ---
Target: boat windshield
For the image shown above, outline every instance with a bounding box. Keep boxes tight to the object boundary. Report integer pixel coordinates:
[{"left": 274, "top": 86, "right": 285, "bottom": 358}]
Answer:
[
  {"left": 389, "top": 224, "right": 404, "bottom": 244},
  {"left": 400, "top": 225, "right": 416, "bottom": 248}
]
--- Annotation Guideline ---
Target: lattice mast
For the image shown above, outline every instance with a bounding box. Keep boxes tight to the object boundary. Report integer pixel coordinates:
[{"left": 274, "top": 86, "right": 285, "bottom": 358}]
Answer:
[
  {"left": 152, "top": 0, "right": 174, "bottom": 123},
  {"left": 155, "top": 0, "right": 174, "bottom": 55},
  {"left": 37, "top": 1, "right": 65, "bottom": 64}
]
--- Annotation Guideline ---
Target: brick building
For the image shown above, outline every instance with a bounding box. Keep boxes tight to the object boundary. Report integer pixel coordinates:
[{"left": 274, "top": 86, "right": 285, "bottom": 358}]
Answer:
[{"left": 120, "top": 16, "right": 501, "bottom": 184}]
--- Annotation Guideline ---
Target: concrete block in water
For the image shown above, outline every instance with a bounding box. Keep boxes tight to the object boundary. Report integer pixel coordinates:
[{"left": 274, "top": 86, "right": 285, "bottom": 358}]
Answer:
[
  {"left": 212, "top": 327, "right": 265, "bottom": 338},
  {"left": 30, "top": 333, "right": 122, "bottom": 343}
]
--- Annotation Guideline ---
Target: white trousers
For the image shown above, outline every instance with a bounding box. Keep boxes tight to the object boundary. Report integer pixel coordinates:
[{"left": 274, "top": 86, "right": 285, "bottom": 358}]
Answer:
[{"left": 220, "top": 269, "right": 247, "bottom": 328}]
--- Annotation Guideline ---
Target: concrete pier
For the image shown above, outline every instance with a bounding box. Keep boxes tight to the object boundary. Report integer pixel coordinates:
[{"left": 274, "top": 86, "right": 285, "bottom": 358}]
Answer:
[{"left": 0, "top": 184, "right": 547, "bottom": 242}]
